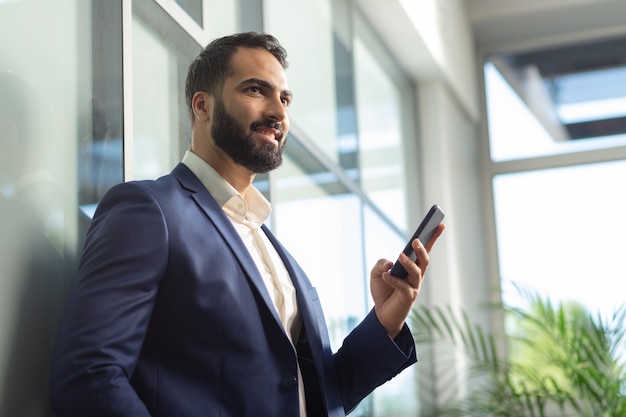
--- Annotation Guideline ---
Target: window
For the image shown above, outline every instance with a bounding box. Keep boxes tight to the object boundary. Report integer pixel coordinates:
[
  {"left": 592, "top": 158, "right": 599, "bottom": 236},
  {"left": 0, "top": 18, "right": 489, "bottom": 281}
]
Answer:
[
  {"left": 131, "top": 1, "right": 201, "bottom": 180},
  {"left": 274, "top": 137, "right": 368, "bottom": 349},
  {"left": 0, "top": 0, "right": 93, "bottom": 413},
  {"left": 265, "top": 0, "right": 345, "bottom": 165},
  {"left": 485, "top": 35, "right": 626, "bottom": 318},
  {"left": 485, "top": 36, "right": 626, "bottom": 162},
  {"left": 354, "top": 12, "right": 414, "bottom": 231}
]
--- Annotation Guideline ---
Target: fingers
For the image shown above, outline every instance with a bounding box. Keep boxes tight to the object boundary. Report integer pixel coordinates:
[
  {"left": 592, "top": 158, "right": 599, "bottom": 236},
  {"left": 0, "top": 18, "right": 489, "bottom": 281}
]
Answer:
[
  {"left": 379, "top": 253, "right": 422, "bottom": 314},
  {"left": 377, "top": 258, "right": 394, "bottom": 271},
  {"left": 408, "top": 238, "right": 428, "bottom": 287},
  {"left": 371, "top": 259, "right": 393, "bottom": 279},
  {"left": 388, "top": 238, "right": 428, "bottom": 289}
]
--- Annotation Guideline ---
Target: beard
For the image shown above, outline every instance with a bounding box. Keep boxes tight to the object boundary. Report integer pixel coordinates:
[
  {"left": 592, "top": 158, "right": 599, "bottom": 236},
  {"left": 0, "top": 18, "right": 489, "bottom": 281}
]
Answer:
[{"left": 211, "top": 98, "right": 285, "bottom": 174}]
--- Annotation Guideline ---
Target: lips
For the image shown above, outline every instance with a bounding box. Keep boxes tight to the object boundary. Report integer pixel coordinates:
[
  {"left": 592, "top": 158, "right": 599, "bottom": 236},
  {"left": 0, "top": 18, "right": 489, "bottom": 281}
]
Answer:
[
  {"left": 252, "top": 120, "right": 284, "bottom": 142},
  {"left": 255, "top": 126, "right": 282, "bottom": 141}
]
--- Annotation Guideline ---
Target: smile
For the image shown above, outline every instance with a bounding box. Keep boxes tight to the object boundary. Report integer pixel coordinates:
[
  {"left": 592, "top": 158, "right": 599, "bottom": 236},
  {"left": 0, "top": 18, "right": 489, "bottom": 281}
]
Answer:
[{"left": 253, "top": 125, "right": 283, "bottom": 143}]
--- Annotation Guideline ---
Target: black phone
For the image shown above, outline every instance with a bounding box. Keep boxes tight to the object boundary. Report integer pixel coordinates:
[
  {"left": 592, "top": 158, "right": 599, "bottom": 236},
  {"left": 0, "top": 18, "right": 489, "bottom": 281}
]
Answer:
[{"left": 389, "top": 204, "right": 445, "bottom": 279}]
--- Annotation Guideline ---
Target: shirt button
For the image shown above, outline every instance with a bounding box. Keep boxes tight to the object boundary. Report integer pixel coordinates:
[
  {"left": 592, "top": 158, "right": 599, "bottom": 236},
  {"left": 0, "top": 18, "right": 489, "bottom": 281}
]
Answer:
[{"left": 282, "top": 375, "right": 297, "bottom": 388}]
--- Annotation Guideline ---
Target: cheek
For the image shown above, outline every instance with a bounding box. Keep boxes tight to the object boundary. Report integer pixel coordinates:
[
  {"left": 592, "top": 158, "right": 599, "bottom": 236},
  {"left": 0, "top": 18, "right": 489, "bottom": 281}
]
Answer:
[
  {"left": 232, "top": 107, "right": 257, "bottom": 127},
  {"left": 222, "top": 97, "right": 255, "bottom": 123}
]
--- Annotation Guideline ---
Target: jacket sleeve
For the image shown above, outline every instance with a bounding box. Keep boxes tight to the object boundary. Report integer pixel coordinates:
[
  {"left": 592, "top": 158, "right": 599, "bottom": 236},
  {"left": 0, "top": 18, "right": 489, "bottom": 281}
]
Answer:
[
  {"left": 50, "top": 182, "right": 168, "bottom": 417},
  {"left": 334, "top": 308, "right": 417, "bottom": 413}
]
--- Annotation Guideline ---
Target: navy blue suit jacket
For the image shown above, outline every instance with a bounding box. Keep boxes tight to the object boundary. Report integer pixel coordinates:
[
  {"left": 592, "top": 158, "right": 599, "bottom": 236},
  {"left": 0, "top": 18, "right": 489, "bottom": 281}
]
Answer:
[{"left": 50, "top": 164, "right": 417, "bottom": 417}]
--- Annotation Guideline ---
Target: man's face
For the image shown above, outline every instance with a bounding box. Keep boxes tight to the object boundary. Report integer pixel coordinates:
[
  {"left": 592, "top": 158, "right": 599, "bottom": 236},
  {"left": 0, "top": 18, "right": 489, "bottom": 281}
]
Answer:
[
  {"left": 211, "top": 47, "right": 292, "bottom": 174},
  {"left": 211, "top": 94, "right": 285, "bottom": 173}
]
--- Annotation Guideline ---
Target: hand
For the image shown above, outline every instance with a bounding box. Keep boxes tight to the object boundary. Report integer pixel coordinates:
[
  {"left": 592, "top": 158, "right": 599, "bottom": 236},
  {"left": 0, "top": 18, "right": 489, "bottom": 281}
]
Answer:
[{"left": 370, "top": 224, "right": 445, "bottom": 338}]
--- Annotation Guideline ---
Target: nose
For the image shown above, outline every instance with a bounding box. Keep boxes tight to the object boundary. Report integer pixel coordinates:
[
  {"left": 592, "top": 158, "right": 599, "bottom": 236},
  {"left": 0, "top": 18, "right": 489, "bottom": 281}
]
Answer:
[{"left": 265, "top": 94, "right": 288, "bottom": 124}]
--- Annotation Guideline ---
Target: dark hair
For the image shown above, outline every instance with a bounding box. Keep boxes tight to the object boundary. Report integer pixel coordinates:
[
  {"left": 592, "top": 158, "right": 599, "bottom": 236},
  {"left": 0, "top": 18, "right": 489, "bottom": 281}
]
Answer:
[{"left": 184, "top": 32, "right": 289, "bottom": 124}]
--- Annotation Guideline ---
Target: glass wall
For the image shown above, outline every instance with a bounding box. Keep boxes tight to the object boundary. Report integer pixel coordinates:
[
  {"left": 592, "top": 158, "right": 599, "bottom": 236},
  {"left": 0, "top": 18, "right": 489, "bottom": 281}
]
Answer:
[
  {"left": 354, "top": 12, "right": 413, "bottom": 231},
  {"left": 274, "top": 142, "right": 367, "bottom": 350},
  {"left": 265, "top": 0, "right": 343, "bottom": 164},
  {"left": 0, "top": 1, "right": 91, "bottom": 415},
  {"left": 0, "top": 1, "right": 419, "bottom": 416},
  {"left": 131, "top": 1, "right": 200, "bottom": 179},
  {"left": 264, "top": 2, "right": 419, "bottom": 415}
]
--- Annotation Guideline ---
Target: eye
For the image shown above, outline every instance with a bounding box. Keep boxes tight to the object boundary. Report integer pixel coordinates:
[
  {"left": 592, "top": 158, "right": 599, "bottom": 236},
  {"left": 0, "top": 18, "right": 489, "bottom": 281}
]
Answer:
[
  {"left": 248, "top": 86, "right": 261, "bottom": 94},
  {"left": 281, "top": 97, "right": 291, "bottom": 107}
]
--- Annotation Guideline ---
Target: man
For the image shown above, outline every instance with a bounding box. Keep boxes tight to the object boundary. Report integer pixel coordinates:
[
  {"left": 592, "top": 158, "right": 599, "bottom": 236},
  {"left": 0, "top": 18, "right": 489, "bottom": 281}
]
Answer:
[{"left": 50, "top": 32, "right": 444, "bottom": 417}]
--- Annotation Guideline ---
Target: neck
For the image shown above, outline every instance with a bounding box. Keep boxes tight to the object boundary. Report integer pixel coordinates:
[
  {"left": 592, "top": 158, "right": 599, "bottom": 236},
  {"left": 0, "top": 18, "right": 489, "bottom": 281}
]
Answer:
[
  {"left": 215, "top": 157, "right": 256, "bottom": 195},
  {"left": 190, "top": 142, "right": 255, "bottom": 195}
]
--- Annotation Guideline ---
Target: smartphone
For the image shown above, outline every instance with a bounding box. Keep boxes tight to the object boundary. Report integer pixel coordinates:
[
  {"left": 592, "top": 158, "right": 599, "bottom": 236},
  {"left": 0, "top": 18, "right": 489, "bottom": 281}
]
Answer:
[{"left": 389, "top": 204, "right": 445, "bottom": 279}]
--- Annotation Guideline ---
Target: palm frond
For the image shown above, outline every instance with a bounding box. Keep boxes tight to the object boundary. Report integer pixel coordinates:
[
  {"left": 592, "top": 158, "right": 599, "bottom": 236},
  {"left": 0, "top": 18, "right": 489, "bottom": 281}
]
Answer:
[{"left": 410, "top": 284, "right": 626, "bottom": 416}]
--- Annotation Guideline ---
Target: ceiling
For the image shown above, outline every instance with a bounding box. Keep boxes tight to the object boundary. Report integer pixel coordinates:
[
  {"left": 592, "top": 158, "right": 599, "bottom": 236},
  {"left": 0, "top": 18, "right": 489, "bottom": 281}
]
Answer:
[
  {"left": 466, "top": 0, "right": 626, "bottom": 51},
  {"left": 473, "top": 0, "right": 626, "bottom": 142}
]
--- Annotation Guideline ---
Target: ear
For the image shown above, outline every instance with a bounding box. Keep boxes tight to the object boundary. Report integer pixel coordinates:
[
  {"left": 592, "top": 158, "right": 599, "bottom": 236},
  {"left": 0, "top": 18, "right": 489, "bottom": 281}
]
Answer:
[{"left": 191, "top": 91, "right": 214, "bottom": 123}]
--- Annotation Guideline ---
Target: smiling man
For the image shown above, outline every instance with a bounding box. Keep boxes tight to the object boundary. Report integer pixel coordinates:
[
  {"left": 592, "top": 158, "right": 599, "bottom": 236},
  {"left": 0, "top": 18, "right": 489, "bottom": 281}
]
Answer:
[
  {"left": 189, "top": 44, "right": 291, "bottom": 186},
  {"left": 50, "top": 32, "right": 444, "bottom": 417}
]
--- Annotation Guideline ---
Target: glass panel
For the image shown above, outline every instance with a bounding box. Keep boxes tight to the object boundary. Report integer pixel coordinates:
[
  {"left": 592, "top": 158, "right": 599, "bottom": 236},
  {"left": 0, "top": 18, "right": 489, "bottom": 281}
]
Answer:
[
  {"left": 494, "top": 160, "right": 626, "bottom": 318},
  {"left": 82, "top": 1, "right": 124, "bottom": 212},
  {"left": 0, "top": 0, "right": 92, "bottom": 414},
  {"left": 175, "top": 0, "right": 203, "bottom": 27},
  {"left": 363, "top": 207, "right": 417, "bottom": 417},
  {"left": 132, "top": 2, "right": 201, "bottom": 180},
  {"left": 354, "top": 16, "right": 410, "bottom": 231},
  {"left": 265, "top": 0, "right": 341, "bottom": 164},
  {"left": 362, "top": 207, "right": 405, "bottom": 303},
  {"left": 274, "top": 139, "right": 367, "bottom": 350},
  {"left": 206, "top": 0, "right": 241, "bottom": 37},
  {"left": 485, "top": 36, "right": 626, "bottom": 162}
]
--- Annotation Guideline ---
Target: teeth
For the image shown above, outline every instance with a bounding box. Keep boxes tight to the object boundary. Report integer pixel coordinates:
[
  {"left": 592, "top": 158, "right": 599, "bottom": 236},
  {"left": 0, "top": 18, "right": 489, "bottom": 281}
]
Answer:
[{"left": 257, "top": 127, "right": 277, "bottom": 140}]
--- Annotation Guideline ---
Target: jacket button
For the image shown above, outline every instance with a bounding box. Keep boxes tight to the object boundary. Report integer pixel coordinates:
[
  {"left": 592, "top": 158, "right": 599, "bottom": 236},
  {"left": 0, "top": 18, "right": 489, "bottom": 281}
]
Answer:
[{"left": 283, "top": 375, "right": 298, "bottom": 388}]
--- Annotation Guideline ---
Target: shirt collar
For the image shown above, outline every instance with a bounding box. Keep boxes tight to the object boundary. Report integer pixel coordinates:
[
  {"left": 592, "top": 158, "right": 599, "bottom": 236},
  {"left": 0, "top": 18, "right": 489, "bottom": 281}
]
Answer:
[{"left": 181, "top": 150, "right": 271, "bottom": 228}]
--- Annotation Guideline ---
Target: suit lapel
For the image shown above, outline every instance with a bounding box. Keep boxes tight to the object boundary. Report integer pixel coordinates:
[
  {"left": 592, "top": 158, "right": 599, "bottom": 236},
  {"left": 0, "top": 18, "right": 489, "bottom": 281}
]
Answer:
[
  {"left": 171, "top": 164, "right": 285, "bottom": 330},
  {"left": 260, "top": 225, "right": 326, "bottom": 355},
  {"left": 260, "top": 225, "right": 341, "bottom": 412}
]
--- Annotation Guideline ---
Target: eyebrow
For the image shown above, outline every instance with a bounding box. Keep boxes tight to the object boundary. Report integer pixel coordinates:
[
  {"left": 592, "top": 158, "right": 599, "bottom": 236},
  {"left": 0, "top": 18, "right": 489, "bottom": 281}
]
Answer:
[{"left": 239, "top": 78, "right": 293, "bottom": 100}]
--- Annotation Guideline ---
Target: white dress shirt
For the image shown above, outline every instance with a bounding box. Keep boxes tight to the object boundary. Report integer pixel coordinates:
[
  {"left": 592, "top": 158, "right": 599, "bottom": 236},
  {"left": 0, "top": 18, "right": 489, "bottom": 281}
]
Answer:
[{"left": 182, "top": 151, "right": 307, "bottom": 416}]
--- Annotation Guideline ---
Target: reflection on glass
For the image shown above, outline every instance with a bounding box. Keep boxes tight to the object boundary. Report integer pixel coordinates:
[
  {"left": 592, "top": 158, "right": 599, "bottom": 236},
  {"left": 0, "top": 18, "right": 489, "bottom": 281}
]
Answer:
[
  {"left": 80, "top": 1, "right": 123, "bottom": 218},
  {"left": 363, "top": 206, "right": 418, "bottom": 416},
  {"left": 494, "top": 160, "right": 626, "bottom": 319},
  {"left": 362, "top": 207, "right": 405, "bottom": 296},
  {"left": 132, "top": 3, "right": 199, "bottom": 180},
  {"left": 205, "top": 0, "right": 241, "bottom": 37},
  {"left": 132, "top": 17, "right": 178, "bottom": 180},
  {"left": 274, "top": 144, "right": 366, "bottom": 350},
  {"left": 175, "top": 0, "right": 203, "bottom": 27},
  {"left": 0, "top": 0, "right": 88, "bottom": 415},
  {"left": 265, "top": 0, "right": 341, "bottom": 163},
  {"left": 79, "top": 97, "right": 123, "bottom": 207},
  {"left": 354, "top": 27, "right": 408, "bottom": 231}
]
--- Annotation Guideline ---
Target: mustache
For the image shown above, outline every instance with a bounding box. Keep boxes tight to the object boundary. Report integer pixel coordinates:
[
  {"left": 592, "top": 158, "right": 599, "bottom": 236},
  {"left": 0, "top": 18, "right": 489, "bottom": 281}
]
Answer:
[{"left": 251, "top": 119, "right": 284, "bottom": 141}]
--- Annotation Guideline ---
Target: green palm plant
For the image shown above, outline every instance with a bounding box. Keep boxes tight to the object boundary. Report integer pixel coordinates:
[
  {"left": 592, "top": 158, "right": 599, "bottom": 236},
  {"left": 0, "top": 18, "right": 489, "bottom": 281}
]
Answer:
[{"left": 410, "top": 287, "right": 626, "bottom": 417}]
